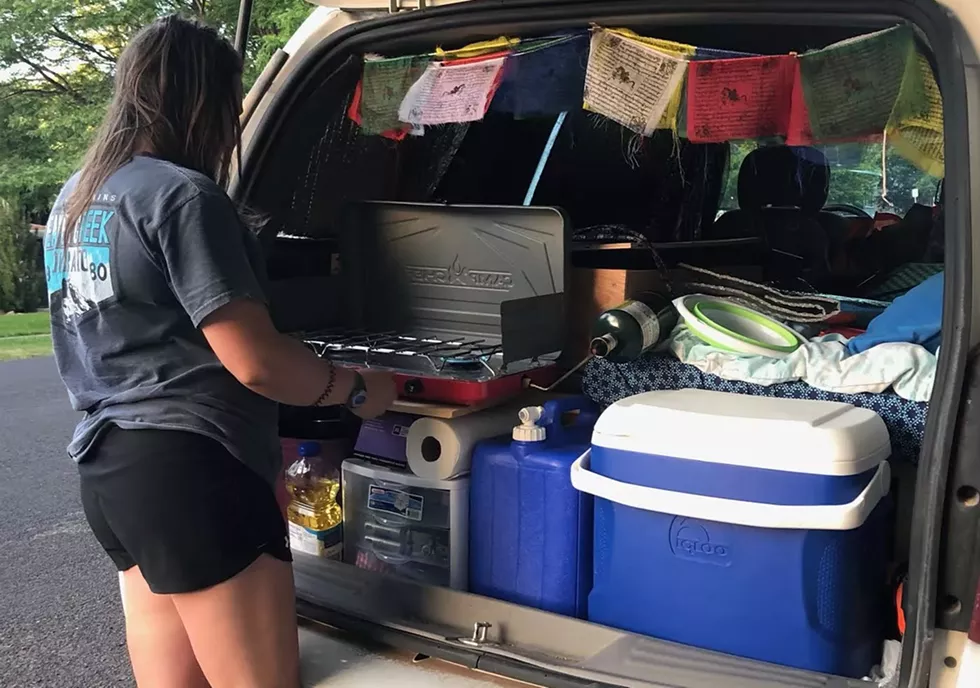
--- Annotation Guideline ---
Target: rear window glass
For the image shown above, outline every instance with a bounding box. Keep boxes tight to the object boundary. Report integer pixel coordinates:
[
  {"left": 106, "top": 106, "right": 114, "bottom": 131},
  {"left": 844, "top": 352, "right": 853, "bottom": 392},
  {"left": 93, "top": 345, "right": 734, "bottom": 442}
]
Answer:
[{"left": 720, "top": 141, "right": 942, "bottom": 217}]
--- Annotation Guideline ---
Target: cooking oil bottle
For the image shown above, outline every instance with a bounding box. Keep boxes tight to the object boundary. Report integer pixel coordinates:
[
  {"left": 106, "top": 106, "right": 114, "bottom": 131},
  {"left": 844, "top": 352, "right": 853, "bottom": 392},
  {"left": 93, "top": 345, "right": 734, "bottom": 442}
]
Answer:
[{"left": 286, "top": 441, "right": 343, "bottom": 559}]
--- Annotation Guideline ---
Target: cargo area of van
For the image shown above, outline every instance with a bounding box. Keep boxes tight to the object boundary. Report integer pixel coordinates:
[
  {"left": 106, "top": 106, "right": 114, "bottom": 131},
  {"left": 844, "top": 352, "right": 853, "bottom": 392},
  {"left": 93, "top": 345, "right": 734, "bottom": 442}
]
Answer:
[{"left": 233, "top": 2, "right": 979, "bottom": 687}]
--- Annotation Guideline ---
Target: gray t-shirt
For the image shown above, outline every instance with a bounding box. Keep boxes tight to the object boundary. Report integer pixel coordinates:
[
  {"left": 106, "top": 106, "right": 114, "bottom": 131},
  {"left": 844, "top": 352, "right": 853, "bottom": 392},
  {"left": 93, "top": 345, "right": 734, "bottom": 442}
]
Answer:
[{"left": 44, "top": 155, "right": 281, "bottom": 485}]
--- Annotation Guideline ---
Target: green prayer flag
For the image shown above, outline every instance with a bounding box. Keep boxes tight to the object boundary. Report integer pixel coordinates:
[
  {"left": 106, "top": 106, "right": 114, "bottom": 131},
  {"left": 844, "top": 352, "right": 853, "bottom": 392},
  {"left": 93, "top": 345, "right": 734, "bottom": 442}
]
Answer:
[
  {"left": 799, "top": 25, "right": 927, "bottom": 141},
  {"left": 360, "top": 55, "right": 428, "bottom": 135}
]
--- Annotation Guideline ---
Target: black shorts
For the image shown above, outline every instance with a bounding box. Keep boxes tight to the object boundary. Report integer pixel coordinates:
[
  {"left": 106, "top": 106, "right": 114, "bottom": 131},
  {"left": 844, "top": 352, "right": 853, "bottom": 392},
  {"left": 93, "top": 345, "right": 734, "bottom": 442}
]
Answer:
[{"left": 79, "top": 426, "right": 291, "bottom": 595}]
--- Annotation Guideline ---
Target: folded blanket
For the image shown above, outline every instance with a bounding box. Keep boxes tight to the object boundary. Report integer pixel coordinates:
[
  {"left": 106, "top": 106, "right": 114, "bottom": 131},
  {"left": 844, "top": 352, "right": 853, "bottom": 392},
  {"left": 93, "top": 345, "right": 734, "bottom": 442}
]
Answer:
[{"left": 670, "top": 327, "right": 937, "bottom": 402}]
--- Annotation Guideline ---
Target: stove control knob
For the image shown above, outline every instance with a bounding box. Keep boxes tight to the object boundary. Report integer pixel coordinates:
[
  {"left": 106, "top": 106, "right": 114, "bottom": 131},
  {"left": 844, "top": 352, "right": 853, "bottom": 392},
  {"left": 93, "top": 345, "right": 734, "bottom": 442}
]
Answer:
[{"left": 404, "top": 379, "right": 423, "bottom": 395}]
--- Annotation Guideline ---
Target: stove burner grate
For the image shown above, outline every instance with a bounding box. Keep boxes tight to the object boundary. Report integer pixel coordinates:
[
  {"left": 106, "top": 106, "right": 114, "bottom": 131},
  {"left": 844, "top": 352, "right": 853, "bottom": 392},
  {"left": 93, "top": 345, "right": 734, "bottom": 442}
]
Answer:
[{"left": 302, "top": 329, "right": 505, "bottom": 377}]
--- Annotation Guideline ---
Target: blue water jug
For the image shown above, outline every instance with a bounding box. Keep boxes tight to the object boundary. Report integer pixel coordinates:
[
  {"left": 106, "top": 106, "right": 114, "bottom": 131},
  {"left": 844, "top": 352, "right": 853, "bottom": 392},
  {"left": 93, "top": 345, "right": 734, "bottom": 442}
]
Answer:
[{"left": 469, "top": 397, "right": 599, "bottom": 618}]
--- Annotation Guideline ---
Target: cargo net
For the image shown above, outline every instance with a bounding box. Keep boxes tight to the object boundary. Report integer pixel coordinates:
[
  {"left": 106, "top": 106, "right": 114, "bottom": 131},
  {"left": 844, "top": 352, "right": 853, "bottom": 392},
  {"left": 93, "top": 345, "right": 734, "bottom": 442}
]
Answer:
[
  {"left": 272, "top": 57, "right": 470, "bottom": 240},
  {"left": 301, "top": 329, "right": 508, "bottom": 381}
]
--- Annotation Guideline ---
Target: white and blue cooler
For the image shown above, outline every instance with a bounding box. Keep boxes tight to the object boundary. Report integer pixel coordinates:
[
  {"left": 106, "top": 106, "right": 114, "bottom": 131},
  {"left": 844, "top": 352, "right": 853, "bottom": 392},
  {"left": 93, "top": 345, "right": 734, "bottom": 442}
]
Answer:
[{"left": 570, "top": 389, "right": 893, "bottom": 677}]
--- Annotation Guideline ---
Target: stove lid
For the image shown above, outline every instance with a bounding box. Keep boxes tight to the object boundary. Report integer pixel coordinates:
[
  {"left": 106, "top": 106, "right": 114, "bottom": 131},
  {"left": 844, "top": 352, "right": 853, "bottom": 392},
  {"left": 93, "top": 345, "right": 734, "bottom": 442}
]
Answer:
[{"left": 341, "top": 202, "right": 567, "bottom": 363}]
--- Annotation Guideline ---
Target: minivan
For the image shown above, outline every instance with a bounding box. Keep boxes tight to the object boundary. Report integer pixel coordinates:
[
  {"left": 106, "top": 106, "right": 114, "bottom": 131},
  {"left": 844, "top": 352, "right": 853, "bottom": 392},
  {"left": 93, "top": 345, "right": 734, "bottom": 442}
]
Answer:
[{"left": 232, "top": 2, "right": 980, "bottom": 686}]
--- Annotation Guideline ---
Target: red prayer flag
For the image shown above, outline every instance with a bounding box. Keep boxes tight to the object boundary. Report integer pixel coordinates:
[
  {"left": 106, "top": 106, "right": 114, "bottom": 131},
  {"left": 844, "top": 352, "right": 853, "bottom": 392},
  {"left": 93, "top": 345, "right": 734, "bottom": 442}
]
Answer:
[{"left": 686, "top": 55, "right": 797, "bottom": 143}]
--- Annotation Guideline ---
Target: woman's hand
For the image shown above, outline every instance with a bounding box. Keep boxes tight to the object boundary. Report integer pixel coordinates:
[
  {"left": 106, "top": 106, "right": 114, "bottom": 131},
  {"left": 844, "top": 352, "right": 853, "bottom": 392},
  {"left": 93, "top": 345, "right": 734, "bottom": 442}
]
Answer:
[{"left": 352, "top": 370, "right": 397, "bottom": 420}]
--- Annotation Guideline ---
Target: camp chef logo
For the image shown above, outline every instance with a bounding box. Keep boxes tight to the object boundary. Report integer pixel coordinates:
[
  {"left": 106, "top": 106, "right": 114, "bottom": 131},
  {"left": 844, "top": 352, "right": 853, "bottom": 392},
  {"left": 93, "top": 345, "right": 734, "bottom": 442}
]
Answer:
[
  {"left": 668, "top": 517, "right": 732, "bottom": 567},
  {"left": 405, "top": 255, "right": 513, "bottom": 291}
]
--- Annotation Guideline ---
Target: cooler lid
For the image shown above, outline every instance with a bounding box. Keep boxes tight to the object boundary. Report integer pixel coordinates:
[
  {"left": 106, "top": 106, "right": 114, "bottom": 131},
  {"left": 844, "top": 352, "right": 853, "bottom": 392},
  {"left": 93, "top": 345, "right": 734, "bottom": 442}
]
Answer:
[{"left": 591, "top": 389, "right": 891, "bottom": 476}]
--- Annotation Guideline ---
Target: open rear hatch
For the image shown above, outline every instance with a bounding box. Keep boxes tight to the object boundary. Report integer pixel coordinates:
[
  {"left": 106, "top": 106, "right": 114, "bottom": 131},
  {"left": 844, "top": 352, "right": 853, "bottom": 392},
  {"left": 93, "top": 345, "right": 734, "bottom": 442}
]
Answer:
[{"left": 235, "top": 2, "right": 977, "bottom": 687}]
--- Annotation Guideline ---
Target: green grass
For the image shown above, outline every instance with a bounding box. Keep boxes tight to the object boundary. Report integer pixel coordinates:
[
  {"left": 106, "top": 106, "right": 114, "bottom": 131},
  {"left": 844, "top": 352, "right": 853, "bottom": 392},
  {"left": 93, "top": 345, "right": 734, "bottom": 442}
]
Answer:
[
  {"left": 0, "top": 312, "right": 52, "bottom": 361},
  {"left": 0, "top": 334, "right": 53, "bottom": 361},
  {"left": 0, "top": 311, "right": 50, "bottom": 338}
]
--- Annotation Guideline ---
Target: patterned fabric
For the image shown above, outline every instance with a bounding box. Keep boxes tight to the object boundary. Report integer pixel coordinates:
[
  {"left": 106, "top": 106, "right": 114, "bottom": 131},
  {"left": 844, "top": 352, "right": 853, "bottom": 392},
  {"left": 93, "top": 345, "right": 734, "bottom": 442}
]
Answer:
[{"left": 583, "top": 354, "right": 927, "bottom": 465}]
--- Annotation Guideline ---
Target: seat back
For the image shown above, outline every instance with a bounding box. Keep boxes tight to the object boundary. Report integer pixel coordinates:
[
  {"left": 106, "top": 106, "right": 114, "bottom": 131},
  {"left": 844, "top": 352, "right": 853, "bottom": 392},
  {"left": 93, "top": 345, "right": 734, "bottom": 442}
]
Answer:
[{"left": 708, "top": 145, "right": 833, "bottom": 289}]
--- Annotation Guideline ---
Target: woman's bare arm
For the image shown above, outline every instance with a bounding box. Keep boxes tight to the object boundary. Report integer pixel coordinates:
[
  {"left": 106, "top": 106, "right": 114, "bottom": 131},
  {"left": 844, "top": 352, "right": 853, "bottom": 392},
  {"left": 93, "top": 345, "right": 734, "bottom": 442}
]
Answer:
[{"left": 199, "top": 299, "right": 394, "bottom": 414}]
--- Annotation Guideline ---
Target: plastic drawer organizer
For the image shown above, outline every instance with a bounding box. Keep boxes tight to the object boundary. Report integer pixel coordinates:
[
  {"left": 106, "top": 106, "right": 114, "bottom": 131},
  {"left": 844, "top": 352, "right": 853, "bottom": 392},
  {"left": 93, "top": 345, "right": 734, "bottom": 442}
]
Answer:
[{"left": 342, "top": 459, "right": 469, "bottom": 590}]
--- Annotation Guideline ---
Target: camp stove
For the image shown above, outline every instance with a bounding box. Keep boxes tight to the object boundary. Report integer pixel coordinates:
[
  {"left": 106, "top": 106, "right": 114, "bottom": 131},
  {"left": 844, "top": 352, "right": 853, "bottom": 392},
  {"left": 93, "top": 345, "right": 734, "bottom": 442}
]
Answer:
[
  {"left": 303, "top": 329, "right": 557, "bottom": 405},
  {"left": 300, "top": 201, "right": 568, "bottom": 406}
]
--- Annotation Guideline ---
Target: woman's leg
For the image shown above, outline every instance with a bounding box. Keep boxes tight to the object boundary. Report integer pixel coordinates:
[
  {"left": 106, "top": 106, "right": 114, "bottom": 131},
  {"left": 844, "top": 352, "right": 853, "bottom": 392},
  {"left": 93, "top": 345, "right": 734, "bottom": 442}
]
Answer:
[
  {"left": 172, "top": 555, "right": 300, "bottom": 688},
  {"left": 120, "top": 567, "right": 211, "bottom": 688},
  {"left": 80, "top": 428, "right": 298, "bottom": 688},
  {"left": 81, "top": 472, "right": 209, "bottom": 687}
]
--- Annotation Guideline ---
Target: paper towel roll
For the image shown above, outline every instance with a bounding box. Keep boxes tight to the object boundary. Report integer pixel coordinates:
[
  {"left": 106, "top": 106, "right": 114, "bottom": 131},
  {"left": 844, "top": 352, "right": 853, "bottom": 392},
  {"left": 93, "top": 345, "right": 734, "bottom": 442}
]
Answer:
[{"left": 406, "top": 406, "right": 520, "bottom": 480}]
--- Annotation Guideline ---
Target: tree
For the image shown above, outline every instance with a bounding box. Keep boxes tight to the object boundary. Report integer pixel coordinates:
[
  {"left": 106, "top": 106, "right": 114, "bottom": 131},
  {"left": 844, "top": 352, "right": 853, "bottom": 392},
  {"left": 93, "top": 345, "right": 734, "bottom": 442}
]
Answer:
[
  {"left": 822, "top": 142, "right": 941, "bottom": 215},
  {"left": 0, "top": 200, "right": 44, "bottom": 313},
  {"left": 0, "top": 0, "right": 311, "bottom": 220},
  {"left": 0, "top": 1, "right": 310, "bottom": 311}
]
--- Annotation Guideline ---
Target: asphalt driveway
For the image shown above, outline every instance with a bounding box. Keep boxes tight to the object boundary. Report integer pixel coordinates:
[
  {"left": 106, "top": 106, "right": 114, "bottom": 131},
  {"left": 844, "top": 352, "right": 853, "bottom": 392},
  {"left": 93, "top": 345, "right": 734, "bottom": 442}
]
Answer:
[
  {"left": 0, "top": 358, "right": 518, "bottom": 688},
  {"left": 0, "top": 357, "right": 130, "bottom": 687}
]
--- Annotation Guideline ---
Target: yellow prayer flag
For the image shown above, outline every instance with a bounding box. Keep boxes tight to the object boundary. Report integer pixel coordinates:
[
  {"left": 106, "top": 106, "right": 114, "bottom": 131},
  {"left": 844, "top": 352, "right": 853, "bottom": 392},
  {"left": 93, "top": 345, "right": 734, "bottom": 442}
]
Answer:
[
  {"left": 433, "top": 37, "right": 521, "bottom": 60},
  {"left": 888, "top": 53, "right": 944, "bottom": 177}
]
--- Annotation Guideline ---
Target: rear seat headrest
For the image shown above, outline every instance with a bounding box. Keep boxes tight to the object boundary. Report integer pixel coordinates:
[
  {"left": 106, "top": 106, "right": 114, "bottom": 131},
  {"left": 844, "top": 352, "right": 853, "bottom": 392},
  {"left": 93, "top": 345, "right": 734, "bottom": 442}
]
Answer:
[{"left": 737, "top": 145, "right": 830, "bottom": 213}]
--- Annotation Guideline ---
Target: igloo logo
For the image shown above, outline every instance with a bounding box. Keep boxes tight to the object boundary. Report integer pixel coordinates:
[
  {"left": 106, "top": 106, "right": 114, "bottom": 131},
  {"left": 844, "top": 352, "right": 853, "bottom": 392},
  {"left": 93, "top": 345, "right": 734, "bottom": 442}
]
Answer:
[{"left": 668, "top": 517, "right": 732, "bottom": 567}]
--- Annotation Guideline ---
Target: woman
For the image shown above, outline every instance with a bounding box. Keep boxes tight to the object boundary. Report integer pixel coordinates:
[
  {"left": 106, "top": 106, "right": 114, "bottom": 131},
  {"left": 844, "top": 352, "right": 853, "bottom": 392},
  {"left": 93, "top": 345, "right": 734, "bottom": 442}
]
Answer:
[{"left": 44, "top": 15, "right": 396, "bottom": 688}]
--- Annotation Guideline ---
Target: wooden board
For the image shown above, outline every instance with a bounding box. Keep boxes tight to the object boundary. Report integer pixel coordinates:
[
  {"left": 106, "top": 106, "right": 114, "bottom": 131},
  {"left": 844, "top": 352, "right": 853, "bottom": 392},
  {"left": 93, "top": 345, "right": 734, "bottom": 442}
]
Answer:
[
  {"left": 389, "top": 397, "right": 501, "bottom": 419},
  {"left": 389, "top": 389, "right": 565, "bottom": 419}
]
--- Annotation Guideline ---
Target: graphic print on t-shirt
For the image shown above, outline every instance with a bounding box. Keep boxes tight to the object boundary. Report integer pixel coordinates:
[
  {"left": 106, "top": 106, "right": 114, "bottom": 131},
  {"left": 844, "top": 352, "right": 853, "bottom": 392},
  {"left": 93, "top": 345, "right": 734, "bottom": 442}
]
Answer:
[{"left": 44, "top": 196, "right": 116, "bottom": 319}]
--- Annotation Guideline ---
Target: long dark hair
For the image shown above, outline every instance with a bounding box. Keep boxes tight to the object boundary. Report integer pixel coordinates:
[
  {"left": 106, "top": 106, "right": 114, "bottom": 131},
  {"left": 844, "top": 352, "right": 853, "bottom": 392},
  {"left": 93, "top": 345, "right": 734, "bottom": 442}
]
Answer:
[{"left": 65, "top": 15, "right": 243, "bottom": 243}]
